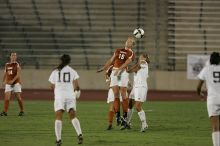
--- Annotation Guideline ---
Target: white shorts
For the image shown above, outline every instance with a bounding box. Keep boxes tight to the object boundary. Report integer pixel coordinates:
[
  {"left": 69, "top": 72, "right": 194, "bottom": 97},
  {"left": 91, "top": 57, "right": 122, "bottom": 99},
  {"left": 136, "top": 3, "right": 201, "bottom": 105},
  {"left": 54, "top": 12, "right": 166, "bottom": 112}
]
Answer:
[
  {"left": 5, "top": 83, "right": 22, "bottom": 93},
  {"left": 134, "top": 87, "right": 148, "bottom": 102},
  {"left": 54, "top": 97, "right": 76, "bottom": 112},
  {"left": 129, "top": 88, "right": 135, "bottom": 100},
  {"left": 207, "top": 102, "right": 220, "bottom": 117},
  {"left": 107, "top": 88, "right": 122, "bottom": 103},
  {"left": 110, "top": 70, "right": 129, "bottom": 87}
]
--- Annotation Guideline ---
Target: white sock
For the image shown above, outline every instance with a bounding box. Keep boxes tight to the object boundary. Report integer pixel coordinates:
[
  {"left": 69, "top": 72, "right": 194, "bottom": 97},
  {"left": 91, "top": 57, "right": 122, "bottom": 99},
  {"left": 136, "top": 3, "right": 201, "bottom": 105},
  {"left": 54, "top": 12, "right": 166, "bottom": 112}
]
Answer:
[
  {"left": 71, "top": 118, "right": 82, "bottom": 136},
  {"left": 138, "top": 110, "right": 147, "bottom": 127},
  {"left": 212, "top": 131, "right": 220, "bottom": 146},
  {"left": 55, "top": 120, "right": 62, "bottom": 141},
  {"left": 127, "top": 108, "right": 134, "bottom": 123}
]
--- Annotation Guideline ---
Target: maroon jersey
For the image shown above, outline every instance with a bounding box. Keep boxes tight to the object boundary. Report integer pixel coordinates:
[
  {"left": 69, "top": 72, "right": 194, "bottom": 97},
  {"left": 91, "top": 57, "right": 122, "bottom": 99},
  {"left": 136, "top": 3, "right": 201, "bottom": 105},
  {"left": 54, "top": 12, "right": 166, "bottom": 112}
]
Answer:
[
  {"left": 4, "top": 62, "right": 20, "bottom": 84},
  {"left": 113, "top": 48, "right": 135, "bottom": 68}
]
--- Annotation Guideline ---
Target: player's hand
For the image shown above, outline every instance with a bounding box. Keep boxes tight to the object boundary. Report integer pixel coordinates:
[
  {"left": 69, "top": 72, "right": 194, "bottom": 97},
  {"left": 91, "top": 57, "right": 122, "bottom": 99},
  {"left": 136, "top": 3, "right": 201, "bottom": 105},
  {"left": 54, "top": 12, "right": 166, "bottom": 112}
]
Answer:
[
  {"left": 105, "top": 79, "right": 110, "bottom": 86},
  {"left": 2, "top": 81, "right": 6, "bottom": 87},
  {"left": 114, "top": 69, "right": 121, "bottom": 76},
  {"left": 74, "top": 90, "right": 81, "bottom": 99},
  {"left": 8, "top": 80, "right": 14, "bottom": 85},
  {"left": 198, "top": 92, "right": 206, "bottom": 101},
  {"left": 97, "top": 68, "right": 104, "bottom": 73}
]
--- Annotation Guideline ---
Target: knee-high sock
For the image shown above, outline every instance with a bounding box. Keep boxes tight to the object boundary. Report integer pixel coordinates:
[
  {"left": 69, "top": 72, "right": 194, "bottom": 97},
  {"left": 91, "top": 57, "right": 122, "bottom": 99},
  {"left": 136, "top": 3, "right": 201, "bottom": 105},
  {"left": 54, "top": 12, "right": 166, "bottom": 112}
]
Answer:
[
  {"left": 108, "top": 111, "right": 114, "bottom": 125},
  {"left": 138, "top": 110, "right": 147, "bottom": 127},
  {"left": 55, "top": 120, "right": 62, "bottom": 141},
  {"left": 212, "top": 131, "right": 220, "bottom": 146},
  {"left": 127, "top": 108, "right": 134, "bottom": 123},
  {"left": 122, "top": 98, "right": 129, "bottom": 118},
  {"left": 17, "top": 98, "right": 24, "bottom": 112},
  {"left": 71, "top": 118, "right": 82, "bottom": 136},
  {"left": 3, "top": 99, "right": 9, "bottom": 112}
]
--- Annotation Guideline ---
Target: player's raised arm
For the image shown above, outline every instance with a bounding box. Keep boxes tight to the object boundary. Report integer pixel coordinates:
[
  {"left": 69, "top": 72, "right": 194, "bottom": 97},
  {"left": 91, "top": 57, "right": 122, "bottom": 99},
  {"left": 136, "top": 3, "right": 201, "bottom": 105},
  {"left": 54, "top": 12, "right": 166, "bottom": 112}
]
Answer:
[
  {"left": 97, "top": 53, "right": 116, "bottom": 73},
  {"left": 127, "top": 63, "right": 140, "bottom": 73}
]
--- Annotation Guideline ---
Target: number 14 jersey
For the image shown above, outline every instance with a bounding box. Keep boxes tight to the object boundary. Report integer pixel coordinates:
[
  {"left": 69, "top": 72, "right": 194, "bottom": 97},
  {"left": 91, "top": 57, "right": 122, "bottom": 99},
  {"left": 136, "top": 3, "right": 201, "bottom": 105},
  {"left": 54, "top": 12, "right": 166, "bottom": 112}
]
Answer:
[
  {"left": 49, "top": 65, "right": 79, "bottom": 99},
  {"left": 198, "top": 65, "right": 220, "bottom": 103}
]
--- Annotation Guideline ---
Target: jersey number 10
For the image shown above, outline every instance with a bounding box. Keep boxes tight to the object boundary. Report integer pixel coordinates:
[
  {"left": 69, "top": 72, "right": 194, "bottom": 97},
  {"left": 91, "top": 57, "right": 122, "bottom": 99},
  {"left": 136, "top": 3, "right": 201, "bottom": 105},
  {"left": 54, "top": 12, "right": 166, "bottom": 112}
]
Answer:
[
  {"left": 58, "top": 72, "right": 71, "bottom": 82},
  {"left": 213, "top": 72, "right": 220, "bottom": 83}
]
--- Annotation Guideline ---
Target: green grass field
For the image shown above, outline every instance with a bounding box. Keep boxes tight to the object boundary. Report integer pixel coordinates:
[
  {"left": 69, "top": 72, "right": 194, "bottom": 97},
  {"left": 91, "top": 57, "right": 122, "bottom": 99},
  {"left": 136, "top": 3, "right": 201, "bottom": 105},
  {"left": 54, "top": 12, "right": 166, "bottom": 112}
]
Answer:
[{"left": 0, "top": 101, "right": 212, "bottom": 146}]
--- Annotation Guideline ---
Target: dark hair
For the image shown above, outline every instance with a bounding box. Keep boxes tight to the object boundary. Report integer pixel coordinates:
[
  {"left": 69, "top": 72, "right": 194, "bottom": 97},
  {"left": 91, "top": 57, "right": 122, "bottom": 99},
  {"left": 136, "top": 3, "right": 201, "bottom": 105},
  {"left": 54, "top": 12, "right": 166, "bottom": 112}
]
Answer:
[
  {"left": 210, "top": 52, "right": 220, "bottom": 65},
  {"left": 141, "top": 52, "right": 150, "bottom": 63},
  {"left": 57, "top": 54, "right": 71, "bottom": 71}
]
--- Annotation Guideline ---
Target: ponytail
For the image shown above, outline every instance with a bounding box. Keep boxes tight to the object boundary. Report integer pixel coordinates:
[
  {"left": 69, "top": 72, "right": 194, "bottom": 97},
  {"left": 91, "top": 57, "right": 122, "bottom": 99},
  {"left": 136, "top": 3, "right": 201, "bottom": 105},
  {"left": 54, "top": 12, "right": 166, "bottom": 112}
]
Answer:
[{"left": 57, "top": 54, "right": 71, "bottom": 71}]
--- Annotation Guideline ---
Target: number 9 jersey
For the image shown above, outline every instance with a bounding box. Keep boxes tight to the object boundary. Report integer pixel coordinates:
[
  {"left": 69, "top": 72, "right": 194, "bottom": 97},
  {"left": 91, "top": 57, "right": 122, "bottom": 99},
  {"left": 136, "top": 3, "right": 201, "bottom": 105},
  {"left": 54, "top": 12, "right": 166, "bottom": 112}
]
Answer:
[
  {"left": 49, "top": 65, "right": 79, "bottom": 99},
  {"left": 198, "top": 65, "right": 220, "bottom": 104}
]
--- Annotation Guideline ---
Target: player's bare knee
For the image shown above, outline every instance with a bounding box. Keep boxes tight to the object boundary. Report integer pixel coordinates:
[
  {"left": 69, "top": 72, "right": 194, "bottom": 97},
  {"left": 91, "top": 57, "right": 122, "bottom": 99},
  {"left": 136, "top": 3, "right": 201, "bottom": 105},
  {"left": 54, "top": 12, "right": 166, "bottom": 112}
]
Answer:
[
  {"left": 55, "top": 110, "right": 63, "bottom": 120},
  {"left": 135, "top": 102, "right": 141, "bottom": 112},
  {"left": 68, "top": 108, "right": 76, "bottom": 120}
]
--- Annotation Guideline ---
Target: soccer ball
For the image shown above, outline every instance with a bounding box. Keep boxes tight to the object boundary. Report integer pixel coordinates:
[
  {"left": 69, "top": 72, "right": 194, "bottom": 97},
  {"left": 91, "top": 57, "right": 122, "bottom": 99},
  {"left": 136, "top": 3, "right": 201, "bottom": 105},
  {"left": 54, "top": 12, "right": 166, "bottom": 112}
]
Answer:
[{"left": 133, "top": 28, "right": 144, "bottom": 39}]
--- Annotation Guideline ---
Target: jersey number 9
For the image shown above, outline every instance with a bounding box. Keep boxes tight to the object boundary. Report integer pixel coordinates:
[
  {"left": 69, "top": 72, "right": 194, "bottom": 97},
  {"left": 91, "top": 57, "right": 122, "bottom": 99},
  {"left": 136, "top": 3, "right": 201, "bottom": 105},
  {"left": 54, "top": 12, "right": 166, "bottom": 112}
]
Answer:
[{"left": 213, "top": 71, "right": 220, "bottom": 83}]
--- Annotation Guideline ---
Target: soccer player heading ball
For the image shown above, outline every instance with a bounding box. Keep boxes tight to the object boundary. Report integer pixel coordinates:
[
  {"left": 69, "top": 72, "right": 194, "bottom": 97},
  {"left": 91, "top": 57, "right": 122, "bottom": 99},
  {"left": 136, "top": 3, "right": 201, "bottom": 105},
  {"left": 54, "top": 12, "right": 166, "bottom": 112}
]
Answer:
[{"left": 97, "top": 37, "right": 135, "bottom": 128}]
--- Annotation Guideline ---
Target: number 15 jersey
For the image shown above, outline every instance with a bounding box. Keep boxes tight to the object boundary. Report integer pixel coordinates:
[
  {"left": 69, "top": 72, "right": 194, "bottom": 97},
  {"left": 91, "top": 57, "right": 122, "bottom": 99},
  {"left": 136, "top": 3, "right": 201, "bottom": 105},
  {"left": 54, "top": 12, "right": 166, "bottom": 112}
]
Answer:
[
  {"left": 198, "top": 65, "right": 220, "bottom": 103},
  {"left": 49, "top": 65, "right": 79, "bottom": 99},
  {"left": 113, "top": 48, "right": 135, "bottom": 69}
]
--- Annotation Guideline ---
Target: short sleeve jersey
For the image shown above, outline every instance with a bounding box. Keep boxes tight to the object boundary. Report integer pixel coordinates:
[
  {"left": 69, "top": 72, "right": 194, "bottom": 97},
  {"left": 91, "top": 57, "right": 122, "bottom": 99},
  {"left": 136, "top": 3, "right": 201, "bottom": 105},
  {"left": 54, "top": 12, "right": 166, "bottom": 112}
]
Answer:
[
  {"left": 4, "top": 62, "right": 20, "bottom": 84},
  {"left": 133, "top": 62, "right": 149, "bottom": 87},
  {"left": 113, "top": 48, "right": 135, "bottom": 68},
  {"left": 49, "top": 65, "right": 79, "bottom": 99},
  {"left": 198, "top": 65, "right": 220, "bottom": 103}
]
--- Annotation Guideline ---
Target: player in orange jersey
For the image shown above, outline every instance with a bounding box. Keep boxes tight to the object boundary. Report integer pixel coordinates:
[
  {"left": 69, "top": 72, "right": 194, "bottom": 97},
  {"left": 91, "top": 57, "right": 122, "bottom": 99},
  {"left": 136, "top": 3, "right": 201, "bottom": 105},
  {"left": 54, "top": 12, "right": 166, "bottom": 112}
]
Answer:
[
  {"left": 98, "top": 37, "right": 135, "bottom": 128},
  {"left": 0, "top": 52, "right": 24, "bottom": 116}
]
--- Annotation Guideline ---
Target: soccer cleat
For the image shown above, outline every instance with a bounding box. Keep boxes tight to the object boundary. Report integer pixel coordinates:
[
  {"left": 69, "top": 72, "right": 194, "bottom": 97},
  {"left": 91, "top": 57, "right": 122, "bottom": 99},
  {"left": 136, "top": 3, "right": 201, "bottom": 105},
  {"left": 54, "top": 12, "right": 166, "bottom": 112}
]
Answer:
[
  {"left": 140, "top": 126, "right": 147, "bottom": 132},
  {"left": 140, "top": 123, "right": 148, "bottom": 132},
  {"left": 120, "top": 116, "right": 129, "bottom": 130},
  {"left": 107, "top": 124, "right": 113, "bottom": 130},
  {"left": 0, "top": 111, "right": 7, "bottom": 116},
  {"left": 77, "top": 134, "right": 83, "bottom": 144},
  {"left": 18, "top": 111, "right": 24, "bottom": 116},
  {"left": 120, "top": 123, "right": 131, "bottom": 130},
  {"left": 55, "top": 140, "right": 62, "bottom": 146},
  {"left": 116, "top": 117, "right": 121, "bottom": 126}
]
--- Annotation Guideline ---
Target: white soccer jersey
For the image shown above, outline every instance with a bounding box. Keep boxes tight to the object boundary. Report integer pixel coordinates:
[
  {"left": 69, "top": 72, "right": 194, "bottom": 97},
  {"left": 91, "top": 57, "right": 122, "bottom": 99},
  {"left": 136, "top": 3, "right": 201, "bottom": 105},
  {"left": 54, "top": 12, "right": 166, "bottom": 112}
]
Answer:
[
  {"left": 133, "top": 62, "right": 149, "bottom": 88},
  {"left": 198, "top": 65, "right": 220, "bottom": 103},
  {"left": 49, "top": 65, "right": 79, "bottom": 99}
]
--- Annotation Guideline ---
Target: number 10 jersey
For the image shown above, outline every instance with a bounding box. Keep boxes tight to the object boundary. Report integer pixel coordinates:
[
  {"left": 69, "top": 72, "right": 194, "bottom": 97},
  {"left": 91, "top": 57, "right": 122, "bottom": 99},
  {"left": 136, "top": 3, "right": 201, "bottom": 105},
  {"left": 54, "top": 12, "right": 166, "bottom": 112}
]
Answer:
[{"left": 49, "top": 65, "right": 79, "bottom": 99}]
